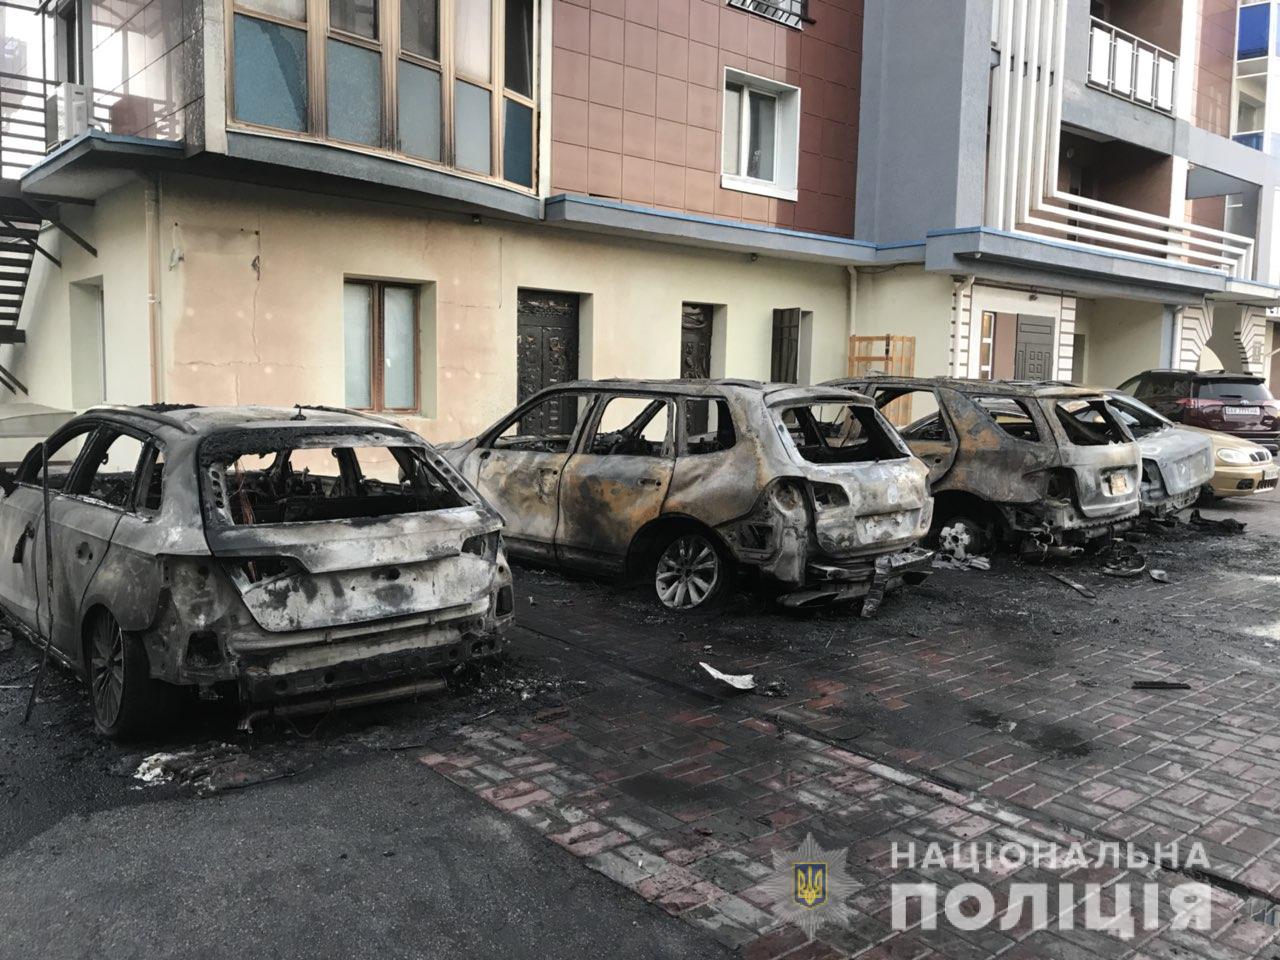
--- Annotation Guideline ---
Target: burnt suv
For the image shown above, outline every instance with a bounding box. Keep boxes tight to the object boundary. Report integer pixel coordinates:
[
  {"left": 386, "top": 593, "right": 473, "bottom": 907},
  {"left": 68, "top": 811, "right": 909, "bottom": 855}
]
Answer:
[
  {"left": 442, "top": 380, "right": 934, "bottom": 611},
  {"left": 0, "top": 405, "right": 513, "bottom": 737},
  {"left": 1118, "top": 370, "right": 1279, "bottom": 453},
  {"left": 829, "top": 377, "right": 1142, "bottom": 555}
]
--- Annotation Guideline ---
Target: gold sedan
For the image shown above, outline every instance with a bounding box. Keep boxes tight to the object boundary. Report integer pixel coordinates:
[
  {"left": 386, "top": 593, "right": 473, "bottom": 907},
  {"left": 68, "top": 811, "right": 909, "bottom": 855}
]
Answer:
[{"left": 1183, "top": 425, "right": 1278, "bottom": 499}]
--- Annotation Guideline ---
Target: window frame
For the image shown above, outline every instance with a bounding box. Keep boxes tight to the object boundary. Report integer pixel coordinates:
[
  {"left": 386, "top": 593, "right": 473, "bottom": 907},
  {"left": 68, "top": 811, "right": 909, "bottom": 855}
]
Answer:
[
  {"left": 481, "top": 389, "right": 600, "bottom": 452},
  {"left": 721, "top": 67, "right": 800, "bottom": 202},
  {"left": 72, "top": 426, "right": 154, "bottom": 512},
  {"left": 345, "top": 279, "right": 422, "bottom": 414},
  {"left": 225, "top": 0, "right": 539, "bottom": 193},
  {"left": 583, "top": 394, "right": 676, "bottom": 460}
]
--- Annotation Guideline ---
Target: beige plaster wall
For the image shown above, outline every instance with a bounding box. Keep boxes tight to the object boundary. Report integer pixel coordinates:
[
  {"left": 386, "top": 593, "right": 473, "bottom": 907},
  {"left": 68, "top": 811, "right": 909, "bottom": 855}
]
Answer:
[
  {"left": 145, "top": 175, "right": 851, "bottom": 443},
  {"left": 3, "top": 179, "right": 152, "bottom": 413},
  {"left": 1079, "top": 298, "right": 1167, "bottom": 388},
  {"left": 853, "top": 266, "right": 954, "bottom": 379}
]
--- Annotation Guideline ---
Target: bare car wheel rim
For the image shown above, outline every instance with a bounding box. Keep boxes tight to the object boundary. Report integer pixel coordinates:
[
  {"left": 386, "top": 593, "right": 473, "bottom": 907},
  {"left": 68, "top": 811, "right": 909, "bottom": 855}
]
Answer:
[
  {"left": 655, "top": 534, "right": 720, "bottom": 610},
  {"left": 90, "top": 616, "right": 125, "bottom": 727}
]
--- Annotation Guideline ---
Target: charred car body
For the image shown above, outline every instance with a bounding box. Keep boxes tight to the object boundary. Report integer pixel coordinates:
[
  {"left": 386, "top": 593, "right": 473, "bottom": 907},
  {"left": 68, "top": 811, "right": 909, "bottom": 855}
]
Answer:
[
  {"left": 828, "top": 377, "right": 1142, "bottom": 554},
  {"left": 442, "top": 380, "right": 934, "bottom": 610},
  {"left": 1101, "top": 392, "right": 1214, "bottom": 518},
  {"left": 0, "top": 405, "right": 513, "bottom": 737}
]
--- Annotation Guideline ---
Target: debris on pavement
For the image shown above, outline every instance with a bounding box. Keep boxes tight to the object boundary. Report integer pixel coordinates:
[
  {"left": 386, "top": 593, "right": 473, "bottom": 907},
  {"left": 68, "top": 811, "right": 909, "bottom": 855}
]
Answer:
[
  {"left": 757, "top": 679, "right": 790, "bottom": 698},
  {"left": 699, "top": 662, "right": 756, "bottom": 691},
  {"left": 1098, "top": 541, "right": 1148, "bottom": 578},
  {"left": 1189, "top": 510, "right": 1246, "bottom": 534},
  {"left": 1047, "top": 573, "right": 1097, "bottom": 599},
  {"left": 132, "top": 743, "right": 297, "bottom": 794},
  {"left": 1149, "top": 569, "right": 1171, "bottom": 583},
  {"left": 1132, "top": 680, "right": 1192, "bottom": 691}
]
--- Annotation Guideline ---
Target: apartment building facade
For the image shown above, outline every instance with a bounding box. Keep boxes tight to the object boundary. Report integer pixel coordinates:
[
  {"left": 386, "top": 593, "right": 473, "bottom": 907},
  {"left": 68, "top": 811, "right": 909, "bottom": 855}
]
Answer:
[
  {"left": 0, "top": 0, "right": 1277, "bottom": 432},
  {"left": 853, "top": 0, "right": 1280, "bottom": 392},
  {"left": 0, "top": 0, "right": 873, "bottom": 443}
]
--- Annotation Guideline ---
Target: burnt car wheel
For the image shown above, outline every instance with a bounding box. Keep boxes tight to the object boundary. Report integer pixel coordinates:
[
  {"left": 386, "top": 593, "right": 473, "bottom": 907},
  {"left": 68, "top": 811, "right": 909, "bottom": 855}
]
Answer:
[
  {"left": 88, "top": 611, "right": 170, "bottom": 739},
  {"left": 653, "top": 532, "right": 727, "bottom": 611}
]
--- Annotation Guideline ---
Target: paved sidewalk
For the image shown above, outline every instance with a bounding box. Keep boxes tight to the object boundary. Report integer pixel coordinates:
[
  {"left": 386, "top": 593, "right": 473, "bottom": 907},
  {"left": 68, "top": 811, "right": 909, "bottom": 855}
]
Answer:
[{"left": 417, "top": 506, "right": 1280, "bottom": 957}]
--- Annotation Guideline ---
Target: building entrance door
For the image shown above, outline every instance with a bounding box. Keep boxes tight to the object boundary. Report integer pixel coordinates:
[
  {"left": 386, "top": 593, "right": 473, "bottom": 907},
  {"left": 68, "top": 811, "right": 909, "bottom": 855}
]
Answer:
[
  {"left": 517, "top": 290, "right": 580, "bottom": 410},
  {"left": 1014, "top": 315, "right": 1056, "bottom": 380}
]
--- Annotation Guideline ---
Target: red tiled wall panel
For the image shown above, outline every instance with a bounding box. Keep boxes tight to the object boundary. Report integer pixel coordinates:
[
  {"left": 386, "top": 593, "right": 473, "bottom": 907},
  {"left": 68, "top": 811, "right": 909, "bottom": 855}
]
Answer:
[{"left": 549, "top": 0, "right": 863, "bottom": 238}]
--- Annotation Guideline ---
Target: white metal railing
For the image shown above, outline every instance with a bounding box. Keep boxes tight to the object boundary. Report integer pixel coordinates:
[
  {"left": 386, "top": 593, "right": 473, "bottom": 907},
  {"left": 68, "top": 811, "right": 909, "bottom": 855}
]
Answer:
[
  {"left": 1087, "top": 17, "right": 1176, "bottom": 115},
  {"left": 986, "top": 0, "right": 1255, "bottom": 280}
]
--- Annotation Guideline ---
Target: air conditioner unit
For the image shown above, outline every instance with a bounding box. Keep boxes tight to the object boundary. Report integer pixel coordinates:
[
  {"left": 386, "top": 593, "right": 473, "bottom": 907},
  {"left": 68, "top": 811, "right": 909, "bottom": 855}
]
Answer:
[{"left": 45, "top": 82, "right": 89, "bottom": 149}]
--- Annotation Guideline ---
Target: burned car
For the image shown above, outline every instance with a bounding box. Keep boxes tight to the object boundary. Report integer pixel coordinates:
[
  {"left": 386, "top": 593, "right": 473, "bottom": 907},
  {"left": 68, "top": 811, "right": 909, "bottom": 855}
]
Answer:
[
  {"left": 0, "top": 405, "right": 513, "bottom": 737},
  {"left": 828, "top": 377, "right": 1142, "bottom": 555},
  {"left": 1101, "top": 391, "right": 1214, "bottom": 518},
  {"left": 442, "top": 380, "right": 934, "bottom": 611}
]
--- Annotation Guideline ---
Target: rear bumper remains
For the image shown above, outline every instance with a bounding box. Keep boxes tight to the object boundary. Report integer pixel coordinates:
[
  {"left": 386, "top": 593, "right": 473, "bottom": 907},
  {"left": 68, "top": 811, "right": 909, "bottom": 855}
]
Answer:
[{"left": 777, "top": 546, "right": 934, "bottom": 610}]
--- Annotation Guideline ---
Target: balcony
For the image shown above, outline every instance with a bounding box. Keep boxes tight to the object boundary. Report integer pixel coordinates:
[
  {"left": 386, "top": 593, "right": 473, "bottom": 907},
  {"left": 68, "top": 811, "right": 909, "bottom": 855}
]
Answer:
[{"left": 1087, "top": 17, "right": 1177, "bottom": 115}]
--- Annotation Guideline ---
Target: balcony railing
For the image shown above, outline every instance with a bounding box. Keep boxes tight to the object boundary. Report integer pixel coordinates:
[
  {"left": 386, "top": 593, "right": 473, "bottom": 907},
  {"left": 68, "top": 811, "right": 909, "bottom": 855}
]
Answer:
[
  {"left": 1087, "top": 17, "right": 1177, "bottom": 115},
  {"left": 0, "top": 71, "right": 53, "bottom": 181}
]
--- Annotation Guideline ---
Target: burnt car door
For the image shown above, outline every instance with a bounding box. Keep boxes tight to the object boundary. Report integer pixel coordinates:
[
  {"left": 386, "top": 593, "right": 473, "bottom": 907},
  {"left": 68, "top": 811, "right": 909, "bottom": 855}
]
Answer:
[
  {"left": 942, "top": 392, "right": 1057, "bottom": 502},
  {"left": 863, "top": 386, "right": 958, "bottom": 485},
  {"left": 555, "top": 394, "right": 675, "bottom": 570},
  {"left": 467, "top": 390, "right": 596, "bottom": 563},
  {"left": 39, "top": 427, "right": 149, "bottom": 658},
  {"left": 0, "top": 424, "right": 95, "bottom": 633}
]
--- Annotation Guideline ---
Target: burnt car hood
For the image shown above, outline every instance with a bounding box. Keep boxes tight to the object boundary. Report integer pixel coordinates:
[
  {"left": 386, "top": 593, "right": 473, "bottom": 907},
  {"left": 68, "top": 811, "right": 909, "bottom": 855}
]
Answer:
[{"left": 1136, "top": 428, "right": 1214, "bottom": 497}]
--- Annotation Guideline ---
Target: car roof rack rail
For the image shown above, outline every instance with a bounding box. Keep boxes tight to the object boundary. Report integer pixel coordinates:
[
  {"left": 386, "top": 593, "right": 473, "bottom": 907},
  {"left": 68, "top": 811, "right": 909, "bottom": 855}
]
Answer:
[{"left": 83, "top": 404, "right": 199, "bottom": 434}]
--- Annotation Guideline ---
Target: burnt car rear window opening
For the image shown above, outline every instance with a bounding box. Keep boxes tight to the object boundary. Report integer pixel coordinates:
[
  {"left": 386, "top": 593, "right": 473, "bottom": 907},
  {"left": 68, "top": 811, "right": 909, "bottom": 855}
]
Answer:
[
  {"left": 1055, "top": 399, "right": 1129, "bottom": 447},
  {"left": 777, "top": 403, "right": 904, "bottom": 464},
  {"left": 205, "top": 436, "right": 469, "bottom": 525}
]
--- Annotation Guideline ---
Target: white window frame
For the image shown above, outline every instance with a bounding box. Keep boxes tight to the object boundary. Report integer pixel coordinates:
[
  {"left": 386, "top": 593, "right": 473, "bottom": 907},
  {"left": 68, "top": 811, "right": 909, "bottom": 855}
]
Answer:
[{"left": 721, "top": 67, "right": 799, "bottom": 202}]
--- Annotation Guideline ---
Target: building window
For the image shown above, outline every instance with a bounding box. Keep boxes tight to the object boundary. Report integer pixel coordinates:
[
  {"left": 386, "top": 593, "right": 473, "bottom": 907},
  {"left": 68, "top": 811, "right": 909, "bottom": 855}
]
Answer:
[
  {"left": 344, "top": 281, "right": 419, "bottom": 412},
  {"left": 725, "top": 0, "right": 808, "bottom": 31},
  {"left": 229, "top": 0, "right": 537, "bottom": 189},
  {"left": 1237, "top": 3, "right": 1271, "bottom": 60},
  {"left": 721, "top": 69, "right": 800, "bottom": 201}
]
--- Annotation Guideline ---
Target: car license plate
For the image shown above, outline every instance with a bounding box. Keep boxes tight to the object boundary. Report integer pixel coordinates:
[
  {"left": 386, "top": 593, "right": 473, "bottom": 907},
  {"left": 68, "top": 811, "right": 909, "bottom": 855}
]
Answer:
[
  {"left": 1107, "top": 473, "right": 1131, "bottom": 496},
  {"left": 1224, "top": 406, "right": 1261, "bottom": 417},
  {"left": 1266, "top": 466, "right": 1279, "bottom": 482}
]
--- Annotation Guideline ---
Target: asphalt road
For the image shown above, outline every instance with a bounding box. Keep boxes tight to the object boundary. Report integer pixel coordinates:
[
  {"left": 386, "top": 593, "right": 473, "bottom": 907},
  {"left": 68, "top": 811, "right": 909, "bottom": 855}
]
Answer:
[{"left": 0, "top": 748, "right": 730, "bottom": 960}]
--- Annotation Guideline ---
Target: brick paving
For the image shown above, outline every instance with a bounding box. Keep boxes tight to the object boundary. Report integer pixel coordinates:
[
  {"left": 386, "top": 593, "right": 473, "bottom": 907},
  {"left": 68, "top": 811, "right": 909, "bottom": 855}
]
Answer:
[{"left": 416, "top": 503, "right": 1280, "bottom": 957}]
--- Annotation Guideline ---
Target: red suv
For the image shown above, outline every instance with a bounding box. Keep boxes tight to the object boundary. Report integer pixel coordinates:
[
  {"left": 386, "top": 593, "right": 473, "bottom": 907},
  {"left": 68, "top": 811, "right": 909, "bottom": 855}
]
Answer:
[{"left": 1118, "top": 370, "right": 1280, "bottom": 453}]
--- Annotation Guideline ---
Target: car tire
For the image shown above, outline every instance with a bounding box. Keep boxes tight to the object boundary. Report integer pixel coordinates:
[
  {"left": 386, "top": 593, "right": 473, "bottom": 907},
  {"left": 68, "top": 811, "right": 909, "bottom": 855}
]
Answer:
[
  {"left": 651, "top": 530, "right": 730, "bottom": 612},
  {"left": 86, "top": 610, "right": 174, "bottom": 739},
  {"left": 936, "top": 515, "right": 989, "bottom": 557}
]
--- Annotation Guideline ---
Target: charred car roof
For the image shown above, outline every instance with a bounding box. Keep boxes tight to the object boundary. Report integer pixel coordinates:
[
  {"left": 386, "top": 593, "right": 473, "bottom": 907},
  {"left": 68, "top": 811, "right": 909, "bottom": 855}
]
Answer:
[
  {"left": 830, "top": 376, "right": 1106, "bottom": 400},
  {"left": 78, "top": 404, "right": 417, "bottom": 442},
  {"left": 530, "top": 378, "right": 877, "bottom": 405}
]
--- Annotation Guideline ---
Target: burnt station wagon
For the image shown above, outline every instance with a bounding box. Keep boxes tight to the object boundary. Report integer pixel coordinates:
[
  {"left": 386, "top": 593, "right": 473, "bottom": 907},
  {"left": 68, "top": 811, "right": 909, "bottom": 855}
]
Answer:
[
  {"left": 442, "top": 379, "right": 935, "bottom": 611},
  {"left": 828, "top": 377, "right": 1142, "bottom": 555},
  {"left": 0, "top": 405, "right": 513, "bottom": 737}
]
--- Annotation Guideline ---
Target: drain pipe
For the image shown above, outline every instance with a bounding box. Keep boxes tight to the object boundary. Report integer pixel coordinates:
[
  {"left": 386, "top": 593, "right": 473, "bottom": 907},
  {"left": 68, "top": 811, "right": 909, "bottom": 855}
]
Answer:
[{"left": 144, "top": 173, "right": 163, "bottom": 403}]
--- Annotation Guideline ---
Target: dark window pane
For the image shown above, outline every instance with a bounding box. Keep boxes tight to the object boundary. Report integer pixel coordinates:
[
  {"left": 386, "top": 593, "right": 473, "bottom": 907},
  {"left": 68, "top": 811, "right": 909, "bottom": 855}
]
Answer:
[
  {"left": 455, "top": 80, "right": 491, "bottom": 173},
  {"left": 503, "top": 98, "right": 533, "bottom": 186},
  {"left": 399, "top": 60, "right": 442, "bottom": 161},
  {"left": 327, "top": 39, "right": 382, "bottom": 145},
  {"left": 1238, "top": 3, "right": 1270, "bottom": 59},
  {"left": 504, "top": 0, "right": 534, "bottom": 97},
  {"left": 747, "top": 90, "right": 775, "bottom": 181},
  {"left": 233, "top": 15, "right": 307, "bottom": 132},
  {"left": 330, "top": 0, "right": 377, "bottom": 39},
  {"left": 402, "top": 0, "right": 439, "bottom": 60}
]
